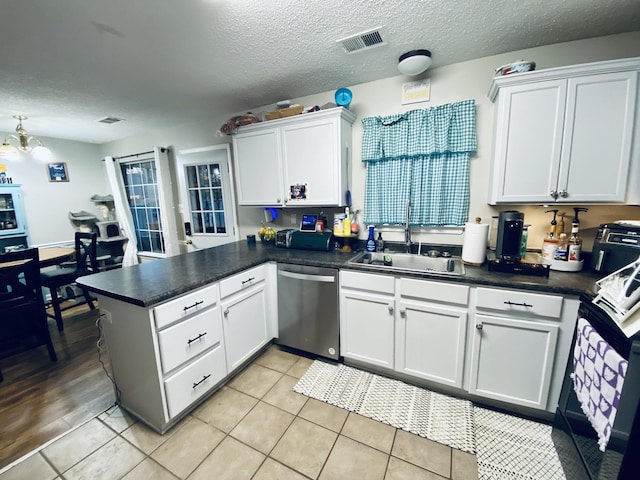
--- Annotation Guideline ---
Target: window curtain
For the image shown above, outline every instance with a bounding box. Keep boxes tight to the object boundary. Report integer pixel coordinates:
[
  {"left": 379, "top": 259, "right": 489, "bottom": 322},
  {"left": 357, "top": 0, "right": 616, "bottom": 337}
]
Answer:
[
  {"left": 362, "top": 99, "right": 476, "bottom": 226},
  {"left": 104, "top": 156, "right": 139, "bottom": 267}
]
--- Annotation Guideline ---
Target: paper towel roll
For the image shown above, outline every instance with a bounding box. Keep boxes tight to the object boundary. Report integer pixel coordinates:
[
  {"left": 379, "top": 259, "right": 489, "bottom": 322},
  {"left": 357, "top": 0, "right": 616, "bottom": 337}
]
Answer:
[{"left": 462, "top": 219, "right": 489, "bottom": 265}]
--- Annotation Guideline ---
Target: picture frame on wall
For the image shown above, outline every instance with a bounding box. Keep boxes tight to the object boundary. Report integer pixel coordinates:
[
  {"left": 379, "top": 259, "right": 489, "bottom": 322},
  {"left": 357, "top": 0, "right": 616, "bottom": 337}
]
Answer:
[{"left": 48, "top": 162, "right": 69, "bottom": 182}]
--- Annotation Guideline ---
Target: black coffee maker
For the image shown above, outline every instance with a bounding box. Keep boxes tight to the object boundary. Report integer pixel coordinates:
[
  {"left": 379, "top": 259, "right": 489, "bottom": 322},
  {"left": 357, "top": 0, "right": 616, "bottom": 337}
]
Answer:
[{"left": 496, "top": 210, "right": 524, "bottom": 260}]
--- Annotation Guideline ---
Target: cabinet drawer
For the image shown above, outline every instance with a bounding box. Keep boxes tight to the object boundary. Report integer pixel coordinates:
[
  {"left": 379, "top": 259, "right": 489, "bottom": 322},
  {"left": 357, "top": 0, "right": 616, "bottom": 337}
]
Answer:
[
  {"left": 400, "top": 278, "right": 469, "bottom": 305},
  {"left": 340, "top": 270, "right": 395, "bottom": 294},
  {"left": 476, "top": 287, "right": 563, "bottom": 318},
  {"left": 154, "top": 284, "right": 219, "bottom": 330},
  {"left": 164, "top": 345, "right": 226, "bottom": 419},
  {"left": 157, "top": 306, "right": 222, "bottom": 374},
  {"left": 219, "top": 264, "right": 266, "bottom": 299}
]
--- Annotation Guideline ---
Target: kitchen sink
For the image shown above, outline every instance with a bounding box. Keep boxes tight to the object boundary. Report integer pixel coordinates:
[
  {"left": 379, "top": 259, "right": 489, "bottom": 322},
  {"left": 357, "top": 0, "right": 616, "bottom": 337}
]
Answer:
[{"left": 347, "top": 251, "right": 465, "bottom": 276}]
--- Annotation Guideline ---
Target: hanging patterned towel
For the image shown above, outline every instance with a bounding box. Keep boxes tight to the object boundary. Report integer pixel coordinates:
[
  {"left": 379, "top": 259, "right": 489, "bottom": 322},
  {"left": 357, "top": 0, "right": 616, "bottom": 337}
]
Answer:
[{"left": 571, "top": 318, "right": 628, "bottom": 452}]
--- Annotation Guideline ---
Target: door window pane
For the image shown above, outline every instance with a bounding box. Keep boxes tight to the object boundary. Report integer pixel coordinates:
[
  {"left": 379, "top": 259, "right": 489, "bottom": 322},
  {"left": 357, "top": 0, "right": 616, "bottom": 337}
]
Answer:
[{"left": 185, "top": 162, "right": 228, "bottom": 237}]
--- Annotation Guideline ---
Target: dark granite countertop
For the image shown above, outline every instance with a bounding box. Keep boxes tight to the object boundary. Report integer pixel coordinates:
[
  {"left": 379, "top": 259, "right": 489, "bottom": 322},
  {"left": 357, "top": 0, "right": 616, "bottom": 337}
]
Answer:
[{"left": 77, "top": 240, "right": 602, "bottom": 308}]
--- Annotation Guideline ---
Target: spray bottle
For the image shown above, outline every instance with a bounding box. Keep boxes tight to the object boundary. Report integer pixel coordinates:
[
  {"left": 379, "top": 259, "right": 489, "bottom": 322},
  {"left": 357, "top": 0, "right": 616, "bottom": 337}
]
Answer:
[
  {"left": 568, "top": 208, "right": 589, "bottom": 263},
  {"left": 541, "top": 209, "right": 559, "bottom": 265}
]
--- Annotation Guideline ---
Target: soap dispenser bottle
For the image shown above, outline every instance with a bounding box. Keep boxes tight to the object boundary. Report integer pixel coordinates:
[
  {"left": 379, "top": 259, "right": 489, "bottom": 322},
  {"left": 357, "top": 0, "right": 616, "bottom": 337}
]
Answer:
[
  {"left": 568, "top": 207, "right": 589, "bottom": 263},
  {"left": 541, "top": 209, "right": 559, "bottom": 265},
  {"left": 366, "top": 226, "right": 376, "bottom": 252},
  {"left": 375, "top": 232, "right": 384, "bottom": 252}
]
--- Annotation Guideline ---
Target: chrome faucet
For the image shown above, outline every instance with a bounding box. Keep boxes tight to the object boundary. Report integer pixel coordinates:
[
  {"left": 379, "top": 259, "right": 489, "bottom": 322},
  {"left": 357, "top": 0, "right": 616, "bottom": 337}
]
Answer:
[{"left": 404, "top": 200, "right": 412, "bottom": 253}]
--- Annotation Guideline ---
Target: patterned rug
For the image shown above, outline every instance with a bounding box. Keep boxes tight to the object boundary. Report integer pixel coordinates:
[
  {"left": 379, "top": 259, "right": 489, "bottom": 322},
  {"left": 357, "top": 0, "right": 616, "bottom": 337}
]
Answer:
[
  {"left": 293, "top": 360, "right": 476, "bottom": 454},
  {"left": 294, "top": 360, "right": 569, "bottom": 479},
  {"left": 474, "top": 407, "right": 566, "bottom": 480}
]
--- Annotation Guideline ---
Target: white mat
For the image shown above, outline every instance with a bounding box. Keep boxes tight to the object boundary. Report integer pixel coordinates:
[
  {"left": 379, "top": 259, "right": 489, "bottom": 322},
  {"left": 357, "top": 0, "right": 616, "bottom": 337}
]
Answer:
[
  {"left": 293, "top": 360, "right": 476, "bottom": 454},
  {"left": 474, "top": 407, "right": 566, "bottom": 480}
]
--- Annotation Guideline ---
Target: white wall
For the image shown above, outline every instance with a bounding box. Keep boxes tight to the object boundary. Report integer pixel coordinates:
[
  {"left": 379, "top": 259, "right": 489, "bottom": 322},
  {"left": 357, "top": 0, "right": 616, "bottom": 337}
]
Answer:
[
  {"left": 0, "top": 136, "right": 107, "bottom": 246},
  {"left": 101, "top": 31, "right": 640, "bottom": 252}
]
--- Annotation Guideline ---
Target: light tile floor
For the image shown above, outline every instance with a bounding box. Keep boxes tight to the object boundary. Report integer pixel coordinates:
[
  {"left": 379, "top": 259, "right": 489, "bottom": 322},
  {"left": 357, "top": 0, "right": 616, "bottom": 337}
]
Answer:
[{"left": 0, "top": 346, "right": 478, "bottom": 480}]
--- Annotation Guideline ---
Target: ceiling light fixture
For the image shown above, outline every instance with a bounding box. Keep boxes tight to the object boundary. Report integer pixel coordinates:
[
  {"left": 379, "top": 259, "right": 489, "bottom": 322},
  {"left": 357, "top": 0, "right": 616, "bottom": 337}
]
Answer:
[
  {"left": 398, "top": 49, "right": 432, "bottom": 76},
  {"left": 0, "top": 115, "right": 52, "bottom": 161}
]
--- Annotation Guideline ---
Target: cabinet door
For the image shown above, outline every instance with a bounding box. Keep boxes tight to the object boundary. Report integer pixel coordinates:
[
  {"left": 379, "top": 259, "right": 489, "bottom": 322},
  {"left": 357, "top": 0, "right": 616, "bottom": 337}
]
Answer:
[
  {"left": 395, "top": 300, "right": 467, "bottom": 388},
  {"left": 221, "top": 285, "right": 269, "bottom": 372},
  {"left": 558, "top": 71, "right": 638, "bottom": 203},
  {"left": 232, "top": 128, "right": 283, "bottom": 205},
  {"left": 340, "top": 290, "right": 395, "bottom": 369},
  {"left": 469, "top": 314, "right": 558, "bottom": 410},
  {"left": 281, "top": 116, "right": 342, "bottom": 206},
  {"left": 489, "top": 80, "right": 567, "bottom": 204}
]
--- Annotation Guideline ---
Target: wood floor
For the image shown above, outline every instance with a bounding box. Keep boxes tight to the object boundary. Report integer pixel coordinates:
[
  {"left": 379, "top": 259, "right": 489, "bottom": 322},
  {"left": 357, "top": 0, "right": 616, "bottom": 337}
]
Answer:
[{"left": 0, "top": 303, "right": 115, "bottom": 470}]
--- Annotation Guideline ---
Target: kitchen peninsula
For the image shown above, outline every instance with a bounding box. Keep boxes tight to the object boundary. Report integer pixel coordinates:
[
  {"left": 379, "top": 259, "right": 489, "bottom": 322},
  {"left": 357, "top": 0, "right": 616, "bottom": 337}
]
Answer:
[{"left": 78, "top": 241, "right": 601, "bottom": 433}]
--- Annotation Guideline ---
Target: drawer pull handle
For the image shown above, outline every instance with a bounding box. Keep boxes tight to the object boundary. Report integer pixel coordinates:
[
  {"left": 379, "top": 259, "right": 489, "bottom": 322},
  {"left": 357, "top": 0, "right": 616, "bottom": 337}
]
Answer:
[
  {"left": 241, "top": 277, "right": 256, "bottom": 286},
  {"left": 223, "top": 308, "right": 229, "bottom": 316},
  {"left": 183, "top": 300, "right": 204, "bottom": 312},
  {"left": 187, "top": 332, "right": 207, "bottom": 345},
  {"left": 192, "top": 374, "right": 211, "bottom": 389},
  {"left": 388, "top": 305, "right": 394, "bottom": 313},
  {"left": 504, "top": 300, "right": 533, "bottom": 308},
  {"left": 476, "top": 323, "right": 483, "bottom": 330}
]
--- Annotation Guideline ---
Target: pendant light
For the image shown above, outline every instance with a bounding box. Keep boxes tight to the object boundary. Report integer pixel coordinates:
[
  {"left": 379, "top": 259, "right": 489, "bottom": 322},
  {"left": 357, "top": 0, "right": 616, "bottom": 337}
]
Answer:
[
  {"left": 0, "top": 115, "right": 52, "bottom": 161},
  {"left": 398, "top": 49, "right": 432, "bottom": 76}
]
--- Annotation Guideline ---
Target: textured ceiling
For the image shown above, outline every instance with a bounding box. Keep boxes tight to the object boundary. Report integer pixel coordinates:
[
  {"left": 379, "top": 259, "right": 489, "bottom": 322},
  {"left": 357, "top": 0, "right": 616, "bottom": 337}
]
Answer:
[{"left": 0, "top": 0, "right": 639, "bottom": 144}]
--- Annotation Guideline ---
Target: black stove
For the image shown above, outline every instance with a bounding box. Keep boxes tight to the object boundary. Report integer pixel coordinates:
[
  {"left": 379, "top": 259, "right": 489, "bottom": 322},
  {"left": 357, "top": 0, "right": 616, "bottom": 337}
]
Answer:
[{"left": 552, "top": 298, "right": 640, "bottom": 479}]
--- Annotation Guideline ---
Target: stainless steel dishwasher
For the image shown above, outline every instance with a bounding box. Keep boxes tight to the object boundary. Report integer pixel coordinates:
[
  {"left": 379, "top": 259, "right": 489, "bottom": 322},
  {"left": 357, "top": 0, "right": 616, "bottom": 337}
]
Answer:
[{"left": 277, "top": 264, "right": 339, "bottom": 360}]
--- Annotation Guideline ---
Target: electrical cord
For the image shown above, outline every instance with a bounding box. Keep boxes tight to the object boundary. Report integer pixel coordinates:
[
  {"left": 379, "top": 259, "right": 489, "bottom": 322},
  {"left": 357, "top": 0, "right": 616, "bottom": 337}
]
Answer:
[{"left": 96, "top": 311, "right": 121, "bottom": 407}]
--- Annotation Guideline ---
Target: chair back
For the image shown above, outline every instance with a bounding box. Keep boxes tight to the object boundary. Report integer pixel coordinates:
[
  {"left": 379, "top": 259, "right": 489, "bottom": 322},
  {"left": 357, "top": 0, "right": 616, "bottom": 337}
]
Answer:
[
  {"left": 75, "top": 232, "right": 99, "bottom": 274},
  {"left": 0, "top": 248, "right": 47, "bottom": 339}
]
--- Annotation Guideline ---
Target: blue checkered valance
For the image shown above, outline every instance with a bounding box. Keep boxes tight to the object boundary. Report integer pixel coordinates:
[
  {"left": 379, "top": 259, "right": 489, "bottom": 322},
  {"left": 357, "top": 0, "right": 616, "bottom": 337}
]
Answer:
[{"left": 361, "top": 100, "right": 476, "bottom": 226}]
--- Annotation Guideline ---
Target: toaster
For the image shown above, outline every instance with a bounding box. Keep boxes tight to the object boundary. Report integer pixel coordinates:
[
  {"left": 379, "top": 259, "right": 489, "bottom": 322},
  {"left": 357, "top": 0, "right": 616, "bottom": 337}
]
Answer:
[{"left": 275, "top": 229, "right": 296, "bottom": 248}]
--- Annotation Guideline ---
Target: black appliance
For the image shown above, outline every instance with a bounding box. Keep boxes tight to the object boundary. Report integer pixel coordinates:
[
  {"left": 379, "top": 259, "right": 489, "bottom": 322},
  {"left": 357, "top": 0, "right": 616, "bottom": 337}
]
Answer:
[
  {"left": 496, "top": 210, "right": 524, "bottom": 260},
  {"left": 592, "top": 223, "right": 640, "bottom": 273},
  {"left": 552, "top": 298, "right": 640, "bottom": 479},
  {"left": 275, "top": 228, "right": 296, "bottom": 248}
]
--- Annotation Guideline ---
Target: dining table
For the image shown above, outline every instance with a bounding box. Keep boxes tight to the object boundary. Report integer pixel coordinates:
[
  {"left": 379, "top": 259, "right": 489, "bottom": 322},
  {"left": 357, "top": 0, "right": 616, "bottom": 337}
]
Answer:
[{"left": 37, "top": 246, "right": 75, "bottom": 268}]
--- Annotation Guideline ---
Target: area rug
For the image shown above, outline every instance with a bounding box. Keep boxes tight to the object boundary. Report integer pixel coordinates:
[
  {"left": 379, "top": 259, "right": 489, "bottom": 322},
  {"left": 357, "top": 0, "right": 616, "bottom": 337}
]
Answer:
[
  {"left": 474, "top": 407, "right": 566, "bottom": 480},
  {"left": 293, "top": 360, "right": 476, "bottom": 454}
]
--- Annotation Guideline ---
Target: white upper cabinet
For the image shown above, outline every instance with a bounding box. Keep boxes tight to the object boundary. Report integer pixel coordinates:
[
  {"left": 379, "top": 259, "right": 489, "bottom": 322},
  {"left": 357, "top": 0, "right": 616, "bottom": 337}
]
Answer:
[
  {"left": 488, "top": 57, "right": 640, "bottom": 204},
  {"left": 232, "top": 107, "right": 356, "bottom": 207}
]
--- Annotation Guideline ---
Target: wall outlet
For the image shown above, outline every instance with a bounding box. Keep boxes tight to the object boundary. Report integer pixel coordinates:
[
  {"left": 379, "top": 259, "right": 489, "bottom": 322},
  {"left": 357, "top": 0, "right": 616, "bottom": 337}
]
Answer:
[{"left": 290, "top": 214, "right": 297, "bottom": 225}]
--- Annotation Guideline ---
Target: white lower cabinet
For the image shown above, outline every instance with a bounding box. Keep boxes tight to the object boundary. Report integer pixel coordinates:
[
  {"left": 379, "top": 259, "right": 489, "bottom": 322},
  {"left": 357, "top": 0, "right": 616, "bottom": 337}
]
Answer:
[
  {"left": 339, "top": 270, "right": 578, "bottom": 414},
  {"left": 220, "top": 265, "right": 270, "bottom": 373},
  {"left": 468, "top": 314, "right": 558, "bottom": 410},
  {"left": 98, "top": 283, "right": 226, "bottom": 433},
  {"left": 340, "top": 270, "right": 395, "bottom": 368},
  {"left": 395, "top": 278, "right": 469, "bottom": 388},
  {"left": 97, "top": 263, "right": 276, "bottom": 433},
  {"left": 396, "top": 301, "right": 468, "bottom": 388},
  {"left": 468, "top": 286, "right": 577, "bottom": 412}
]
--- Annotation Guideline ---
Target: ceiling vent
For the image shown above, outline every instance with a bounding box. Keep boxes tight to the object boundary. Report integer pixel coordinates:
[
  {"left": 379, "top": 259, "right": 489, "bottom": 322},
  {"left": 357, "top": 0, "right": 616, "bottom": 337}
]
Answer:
[
  {"left": 337, "top": 27, "right": 386, "bottom": 54},
  {"left": 97, "top": 116, "right": 125, "bottom": 125}
]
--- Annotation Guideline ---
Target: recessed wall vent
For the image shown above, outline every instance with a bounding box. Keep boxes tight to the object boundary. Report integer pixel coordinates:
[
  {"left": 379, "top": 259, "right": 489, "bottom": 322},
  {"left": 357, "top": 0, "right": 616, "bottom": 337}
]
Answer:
[
  {"left": 337, "top": 27, "right": 386, "bottom": 54},
  {"left": 97, "top": 116, "right": 125, "bottom": 124}
]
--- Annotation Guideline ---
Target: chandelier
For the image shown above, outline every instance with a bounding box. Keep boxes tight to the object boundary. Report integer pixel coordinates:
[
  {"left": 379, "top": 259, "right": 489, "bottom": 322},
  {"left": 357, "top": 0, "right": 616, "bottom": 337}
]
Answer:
[{"left": 0, "top": 115, "right": 52, "bottom": 160}]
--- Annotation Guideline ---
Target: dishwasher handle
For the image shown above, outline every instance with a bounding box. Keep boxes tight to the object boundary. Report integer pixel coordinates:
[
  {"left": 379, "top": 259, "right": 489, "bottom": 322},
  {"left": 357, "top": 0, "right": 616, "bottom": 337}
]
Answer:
[{"left": 278, "top": 270, "right": 336, "bottom": 283}]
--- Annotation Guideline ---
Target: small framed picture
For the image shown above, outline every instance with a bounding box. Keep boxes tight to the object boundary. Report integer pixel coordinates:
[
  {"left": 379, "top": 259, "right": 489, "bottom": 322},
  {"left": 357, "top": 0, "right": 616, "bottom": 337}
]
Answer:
[{"left": 48, "top": 162, "right": 69, "bottom": 182}]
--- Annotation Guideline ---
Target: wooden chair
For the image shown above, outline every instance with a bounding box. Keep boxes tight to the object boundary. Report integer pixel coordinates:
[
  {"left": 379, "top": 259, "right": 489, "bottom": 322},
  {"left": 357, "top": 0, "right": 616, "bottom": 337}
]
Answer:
[
  {"left": 0, "top": 248, "right": 57, "bottom": 382},
  {"left": 41, "top": 232, "right": 99, "bottom": 332}
]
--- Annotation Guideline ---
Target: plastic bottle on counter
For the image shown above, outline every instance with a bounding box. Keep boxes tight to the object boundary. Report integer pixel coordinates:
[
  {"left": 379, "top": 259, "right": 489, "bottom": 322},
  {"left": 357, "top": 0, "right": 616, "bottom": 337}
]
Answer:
[
  {"left": 554, "top": 233, "right": 569, "bottom": 261},
  {"left": 568, "top": 207, "right": 589, "bottom": 263},
  {"left": 519, "top": 224, "right": 530, "bottom": 259},
  {"left": 343, "top": 207, "right": 351, "bottom": 237},
  {"left": 541, "top": 209, "right": 559, "bottom": 265},
  {"left": 366, "top": 226, "right": 376, "bottom": 252},
  {"left": 375, "top": 232, "right": 384, "bottom": 252}
]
